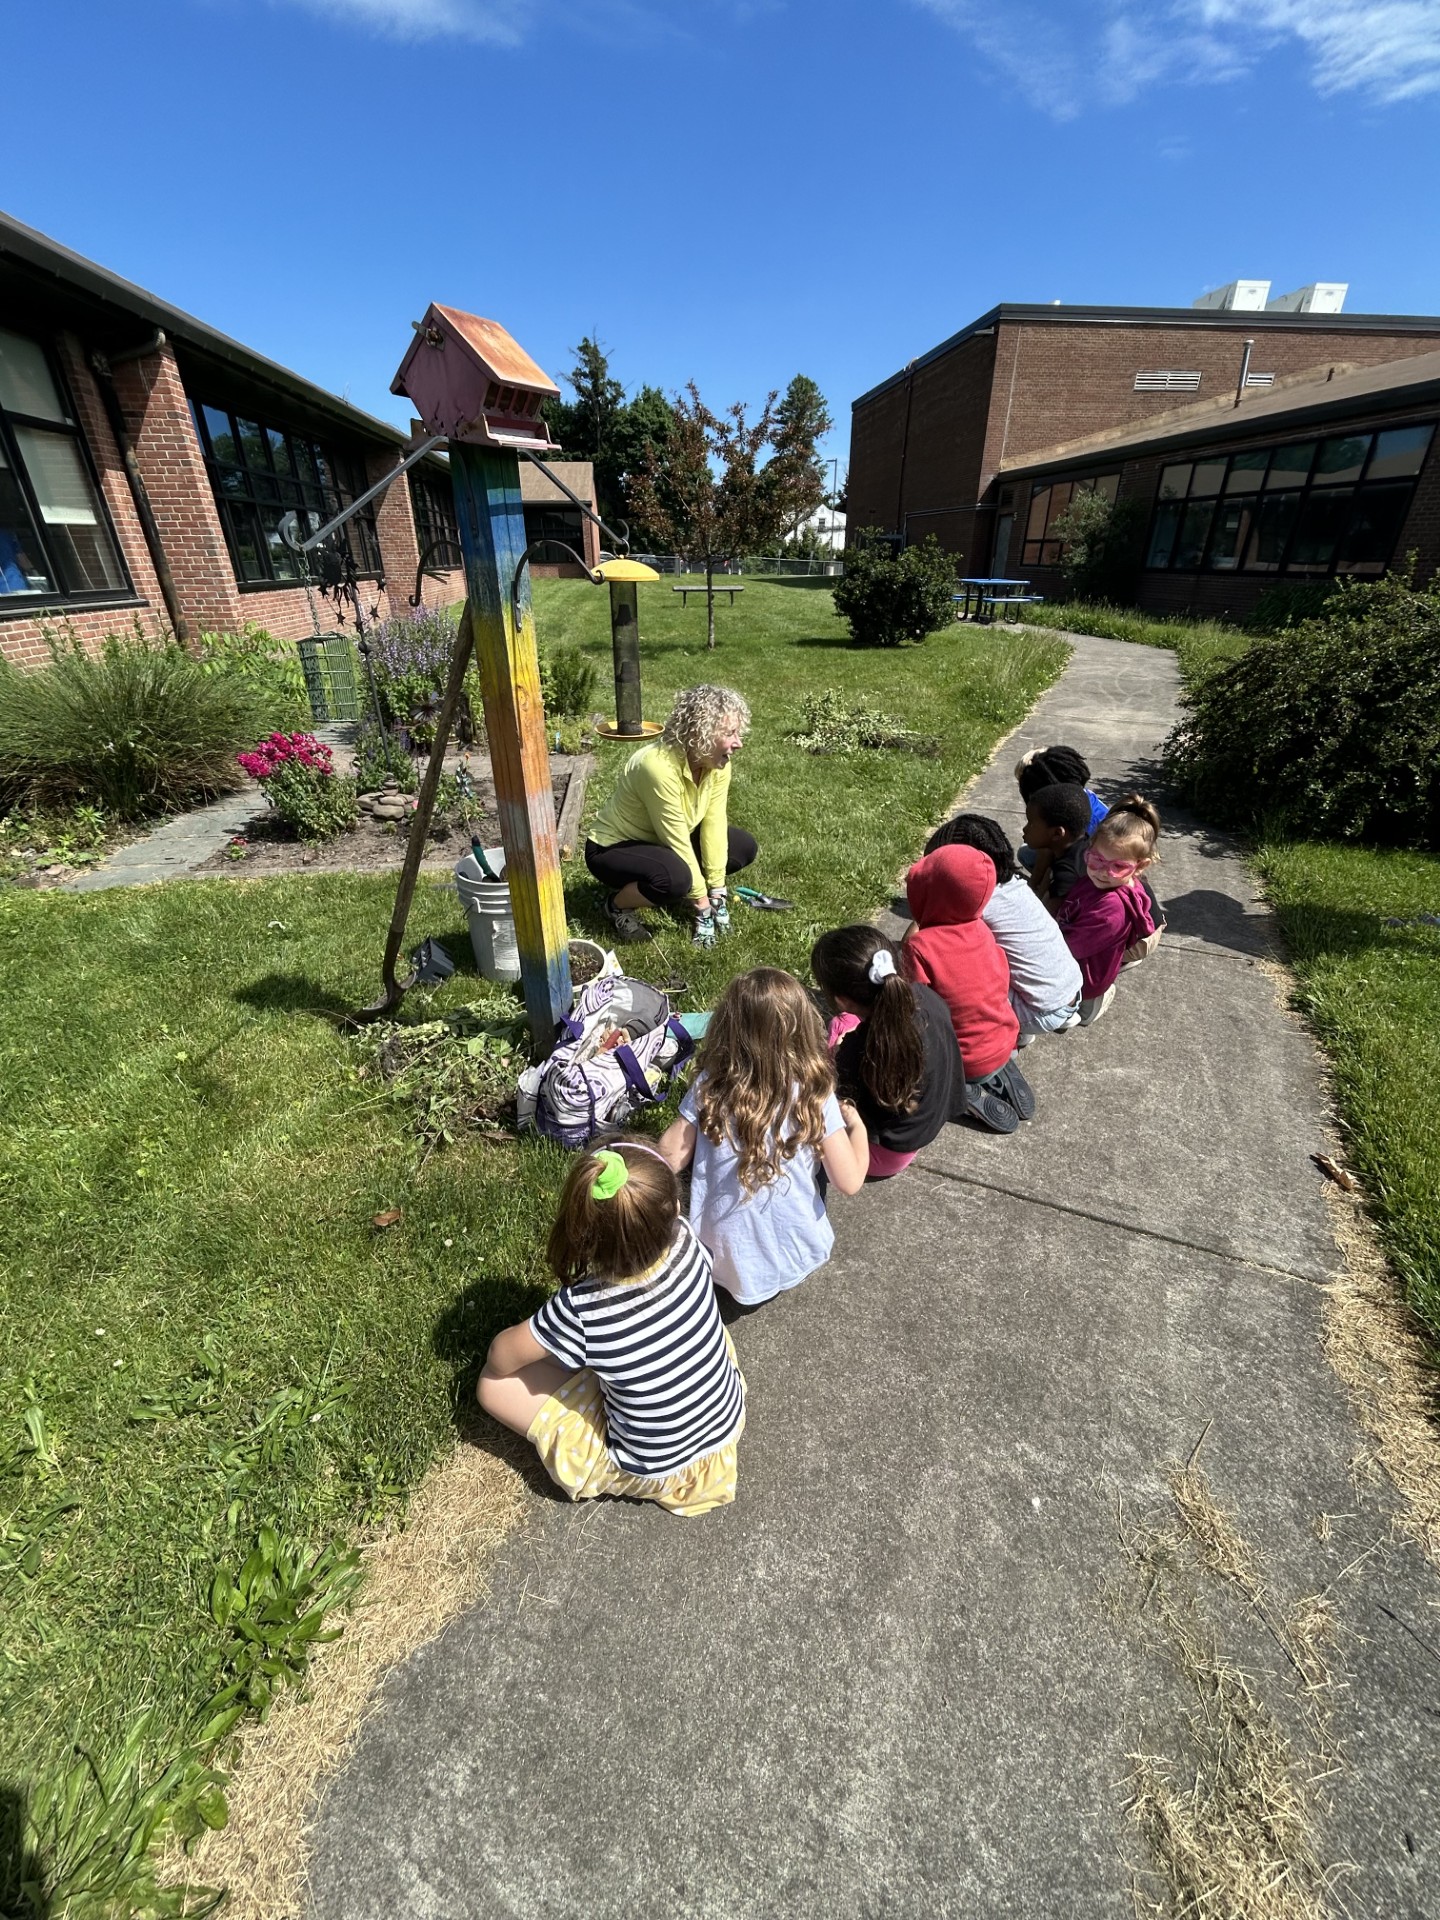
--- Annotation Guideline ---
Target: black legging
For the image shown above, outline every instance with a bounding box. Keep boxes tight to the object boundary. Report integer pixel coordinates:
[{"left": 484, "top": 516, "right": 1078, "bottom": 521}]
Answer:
[{"left": 585, "top": 827, "right": 758, "bottom": 906}]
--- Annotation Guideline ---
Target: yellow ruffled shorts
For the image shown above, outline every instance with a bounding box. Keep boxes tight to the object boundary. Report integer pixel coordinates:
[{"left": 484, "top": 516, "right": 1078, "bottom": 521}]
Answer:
[{"left": 527, "top": 1338, "right": 745, "bottom": 1518}]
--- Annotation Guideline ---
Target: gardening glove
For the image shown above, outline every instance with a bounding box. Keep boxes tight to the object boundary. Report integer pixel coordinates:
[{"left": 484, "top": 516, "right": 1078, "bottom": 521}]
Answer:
[
  {"left": 709, "top": 888, "right": 731, "bottom": 933},
  {"left": 692, "top": 908, "right": 718, "bottom": 950}
]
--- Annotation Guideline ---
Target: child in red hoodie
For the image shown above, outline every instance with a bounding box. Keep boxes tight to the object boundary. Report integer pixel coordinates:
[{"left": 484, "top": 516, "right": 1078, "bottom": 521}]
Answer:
[
  {"left": 905, "top": 843, "right": 1035, "bottom": 1132},
  {"left": 1055, "top": 794, "right": 1160, "bottom": 1028}
]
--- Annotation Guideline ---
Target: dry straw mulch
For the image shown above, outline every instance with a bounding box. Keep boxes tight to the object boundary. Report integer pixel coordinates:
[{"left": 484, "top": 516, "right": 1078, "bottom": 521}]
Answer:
[{"left": 165, "top": 1435, "right": 531, "bottom": 1920}]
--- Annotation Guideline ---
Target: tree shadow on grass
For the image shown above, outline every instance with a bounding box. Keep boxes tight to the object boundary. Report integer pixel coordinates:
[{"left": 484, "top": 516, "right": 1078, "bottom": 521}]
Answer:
[
  {"left": 1, "top": 1782, "right": 39, "bottom": 1920},
  {"left": 789, "top": 634, "right": 865, "bottom": 650}
]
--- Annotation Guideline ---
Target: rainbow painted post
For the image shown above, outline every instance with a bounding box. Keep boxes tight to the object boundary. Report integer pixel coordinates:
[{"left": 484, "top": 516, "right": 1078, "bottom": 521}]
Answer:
[{"left": 449, "top": 442, "right": 572, "bottom": 1047}]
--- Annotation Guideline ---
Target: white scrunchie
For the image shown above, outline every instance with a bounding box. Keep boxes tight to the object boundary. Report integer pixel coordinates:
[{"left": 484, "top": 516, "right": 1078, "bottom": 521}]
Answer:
[{"left": 867, "top": 948, "right": 898, "bottom": 986}]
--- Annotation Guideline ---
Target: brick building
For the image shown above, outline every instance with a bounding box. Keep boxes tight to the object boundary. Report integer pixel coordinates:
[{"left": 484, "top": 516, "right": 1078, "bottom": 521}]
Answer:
[
  {"left": 846, "top": 301, "right": 1440, "bottom": 584},
  {"left": 995, "top": 350, "right": 1440, "bottom": 621},
  {"left": 0, "top": 212, "right": 599, "bottom": 667}
]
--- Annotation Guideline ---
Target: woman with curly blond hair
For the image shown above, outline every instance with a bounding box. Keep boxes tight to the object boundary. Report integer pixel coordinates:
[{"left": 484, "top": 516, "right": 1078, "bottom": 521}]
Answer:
[{"left": 585, "top": 684, "right": 758, "bottom": 947}]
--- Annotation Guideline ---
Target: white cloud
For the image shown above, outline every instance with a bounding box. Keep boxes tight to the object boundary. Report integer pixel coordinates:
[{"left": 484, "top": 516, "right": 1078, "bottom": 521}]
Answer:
[
  {"left": 265, "top": 0, "right": 532, "bottom": 44},
  {"left": 914, "top": 0, "right": 1440, "bottom": 115}
]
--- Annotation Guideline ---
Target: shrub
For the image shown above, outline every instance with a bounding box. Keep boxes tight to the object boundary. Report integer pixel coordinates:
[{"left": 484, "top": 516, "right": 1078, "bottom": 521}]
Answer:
[
  {"left": 1165, "top": 571, "right": 1440, "bottom": 849},
  {"left": 539, "top": 644, "right": 598, "bottom": 720},
  {"left": 368, "top": 608, "right": 458, "bottom": 730},
  {"left": 0, "top": 628, "right": 267, "bottom": 818},
  {"left": 832, "top": 532, "right": 957, "bottom": 646},
  {"left": 196, "top": 622, "right": 310, "bottom": 730},
  {"left": 353, "top": 721, "right": 418, "bottom": 794},
  {"left": 1049, "top": 490, "right": 1146, "bottom": 603},
  {"left": 238, "top": 731, "right": 358, "bottom": 841},
  {"left": 1247, "top": 579, "right": 1337, "bottom": 634}
]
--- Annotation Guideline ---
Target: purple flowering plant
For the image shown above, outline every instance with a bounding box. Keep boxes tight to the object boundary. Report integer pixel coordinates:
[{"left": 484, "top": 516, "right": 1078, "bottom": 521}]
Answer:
[{"left": 369, "top": 610, "right": 459, "bottom": 740}]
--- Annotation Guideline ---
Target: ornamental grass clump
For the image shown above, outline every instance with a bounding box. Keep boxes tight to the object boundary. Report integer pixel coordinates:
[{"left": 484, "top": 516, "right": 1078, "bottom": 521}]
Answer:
[
  {"left": 0, "top": 627, "right": 268, "bottom": 818},
  {"left": 238, "top": 731, "right": 358, "bottom": 841}
]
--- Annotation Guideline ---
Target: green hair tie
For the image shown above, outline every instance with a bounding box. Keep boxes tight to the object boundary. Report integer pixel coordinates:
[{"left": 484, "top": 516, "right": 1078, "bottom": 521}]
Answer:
[{"left": 589, "top": 1149, "right": 629, "bottom": 1202}]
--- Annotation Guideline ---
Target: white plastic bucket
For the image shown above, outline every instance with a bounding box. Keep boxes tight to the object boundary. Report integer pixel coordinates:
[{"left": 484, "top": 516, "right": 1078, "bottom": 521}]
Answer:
[{"left": 454, "top": 848, "right": 520, "bottom": 983}]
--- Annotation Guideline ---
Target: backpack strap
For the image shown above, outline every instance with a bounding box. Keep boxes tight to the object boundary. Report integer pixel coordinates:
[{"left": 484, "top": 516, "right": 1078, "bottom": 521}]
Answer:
[{"left": 611, "top": 1042, "right": 658, "bottom": 1107}]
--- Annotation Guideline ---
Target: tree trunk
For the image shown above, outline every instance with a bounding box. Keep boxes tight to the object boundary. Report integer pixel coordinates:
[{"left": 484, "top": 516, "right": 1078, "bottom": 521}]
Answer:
[{"left": 706, "top": 557, "right": 716, "bottom": 651}]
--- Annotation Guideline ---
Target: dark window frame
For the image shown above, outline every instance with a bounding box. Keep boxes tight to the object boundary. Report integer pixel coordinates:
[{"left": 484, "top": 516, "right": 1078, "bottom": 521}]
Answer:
[
  {"left": 1020, "top": 473, "right": 1119, "bottom": 568},
  {"left": 0, "top": 328, "right": 136, "bottom": 618},
  {"left": 190, "top": 400, "right": 384, "bottom": 591},
  {"left": 411, "top": 464, "right": 462, "bottom": 573},
  {"left": 1141, "top": 420, "right": 1435, "bottom": 579}
]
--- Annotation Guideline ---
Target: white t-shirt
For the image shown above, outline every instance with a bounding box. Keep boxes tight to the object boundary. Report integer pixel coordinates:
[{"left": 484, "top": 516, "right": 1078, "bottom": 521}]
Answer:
[
  {"left": 681, "top": 1080, "right": 846, "bottom": 1305},
  {"left": 983, "top": 874, "right": 1083, "bottom": 1012}
]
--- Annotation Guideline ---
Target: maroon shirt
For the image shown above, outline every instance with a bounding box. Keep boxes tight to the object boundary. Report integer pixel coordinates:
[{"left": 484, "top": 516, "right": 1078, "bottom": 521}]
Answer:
[{"left": 1055, "top": 875, "right": 1156, "bottom": 998}]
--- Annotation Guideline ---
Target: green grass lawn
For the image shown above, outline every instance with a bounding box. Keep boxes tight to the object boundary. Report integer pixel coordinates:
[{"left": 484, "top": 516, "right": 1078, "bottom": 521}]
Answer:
[
  {"left": 0, "top": 578, "right": 1066, "bottom": 1916},
  {"left": 1014, "top": 592, "right": 1440, "bottom": 1348},
  {"left": 1257, "top": 841, "right": 1440, "bottom": 1333}
]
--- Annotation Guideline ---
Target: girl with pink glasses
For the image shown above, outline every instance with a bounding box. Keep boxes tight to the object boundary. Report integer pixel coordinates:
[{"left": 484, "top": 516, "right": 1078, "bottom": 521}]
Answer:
[{"left": 1054, "top": 796, "right": 1161, "bottom": 1028}]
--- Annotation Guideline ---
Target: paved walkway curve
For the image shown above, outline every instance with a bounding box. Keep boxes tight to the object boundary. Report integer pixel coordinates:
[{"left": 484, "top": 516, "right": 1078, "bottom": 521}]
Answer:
[{"left": 305, "top": 634, "right": 1439, "bottom": 1919}]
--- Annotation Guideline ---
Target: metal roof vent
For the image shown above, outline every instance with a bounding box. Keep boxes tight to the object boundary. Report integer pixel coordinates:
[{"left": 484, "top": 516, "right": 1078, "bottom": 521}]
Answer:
[
  {"left": 1192, "top": 280, "right": 1271, "bottom": 311},
  {"left": 1266, "top": 283, "right": 1348, "bottom": 314},
  {"left": 1134, "top": 370, "right": 1202, "bottom": 393}
]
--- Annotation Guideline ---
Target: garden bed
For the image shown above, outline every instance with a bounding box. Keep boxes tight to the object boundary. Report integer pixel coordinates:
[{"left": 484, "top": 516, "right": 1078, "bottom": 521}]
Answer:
[{"left": 191, "top": 761, "right": 581, "bottom": 878}]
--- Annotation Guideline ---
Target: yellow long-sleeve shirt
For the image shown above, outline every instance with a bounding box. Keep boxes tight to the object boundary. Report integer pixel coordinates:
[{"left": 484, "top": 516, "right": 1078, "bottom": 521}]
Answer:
[{"left": 589, "top": 741, "right": 731, "bottom": 898}]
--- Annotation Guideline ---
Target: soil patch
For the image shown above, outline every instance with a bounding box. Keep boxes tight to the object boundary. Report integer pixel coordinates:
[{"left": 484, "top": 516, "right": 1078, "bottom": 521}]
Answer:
[{"left": 194, "top": 770, "right": 569, "bottom": 878}]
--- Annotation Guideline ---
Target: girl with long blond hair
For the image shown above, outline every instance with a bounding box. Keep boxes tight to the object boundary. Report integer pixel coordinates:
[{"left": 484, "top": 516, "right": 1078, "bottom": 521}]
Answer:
[{"left": 659, "top": 968, "right": 869, "bottom": 1307}]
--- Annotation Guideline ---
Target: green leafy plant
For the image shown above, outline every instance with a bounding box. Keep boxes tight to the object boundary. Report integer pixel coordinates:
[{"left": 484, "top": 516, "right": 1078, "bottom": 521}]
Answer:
[
  {"left": 832, "top": 532, "right": 957, "bottom": 647},
  {"left": 353, "top": 720, "right": 419, "bottom": 794},
  {"left": 1166, "top": 568, "right": 1440, "bottom": 848},
  {"left": 353, "top": 1003, "right": 530, "bottom": 1155},
  {"left": 203, "top": 1524, "right": 362, "bottom": 1724},
  {"left": 538, "top": 644, "right": 598, "bottom": 721},
  {"left": 195, "top": 623, "right": 309, "bottom": 732},
  {"left": 1247, "top": 579, "right": 1338, "bottom": 634},
  {"left": 1049, "top": 489, "right": 1146, "bottom": 603},
  {"left": 788, "top": 689, "right": 940, "bottom": 756},
  {"left": 0, "top": 629, "right": 268, "bottom": 819},
  {"left": 238, "top": 732, "right": 358, "bottom": 842}
]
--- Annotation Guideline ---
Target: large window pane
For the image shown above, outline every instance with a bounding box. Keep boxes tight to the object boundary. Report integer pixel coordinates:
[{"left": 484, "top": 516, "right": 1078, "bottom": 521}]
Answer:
[
  {"left": 0, "top": 329, "right": 68, "bottom": 422},
  {"left": 1206, "top": 500, "right": 1255, "bottom": 571},
  {"left": 1046, "top": 482, "right": 1074, "bottom": 530},
  {"left": 237, "top": 419, "right": 271, "bottom": 472},
  {"left": 1367, "top": 424, "right": 1434, "bottom": 481},
  {"left": 12, "top": 426, "right": 126, "bottom": 592},
  {"left": 1336, "top": 482, "right": 1415, "bottom": 575},
  {"left": 1287, "top": 488, "right": 1354, "bottom": 572},
  {"left": 1026, "top": 485, "right": 1050, "bottom": 541},
  {"left": 1158, "top": 464, "right": 1191, "bottom": 501},
  {"left": 0, "top": 445, "right": 54, "bottom": 594},
  {"left": 1190, "top": 458, "right": 1227, "bottom": 497},
  {"left": 1225, "top": 450, "right": 1269, "bottom": 493},
  {"left": 201, "top": 406, "right": 239, "bottom": 467},
  {"left": 1172, "top": 500, "right": 1216, "bottom": 570},
  {"left": 1146, "top": 500, "right": 1182, "bottom": 568},
  {"left": 1243, "top": 492, "right": 1301, "bottom": 572},
  {"left": 1314, "top": 434, "right": 1370, "bottom": 485},
  {"left": 1093, "top": 473, "right": 1120, "bottom": 503},
  {"left": 1265, "top": 442, "right": 1314, "bottom": 489}
]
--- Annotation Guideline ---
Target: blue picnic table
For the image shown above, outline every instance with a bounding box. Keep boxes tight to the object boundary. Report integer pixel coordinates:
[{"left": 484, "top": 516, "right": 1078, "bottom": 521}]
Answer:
[{"left": 954, "top": 577, "right": 1044, "bottom": 623}]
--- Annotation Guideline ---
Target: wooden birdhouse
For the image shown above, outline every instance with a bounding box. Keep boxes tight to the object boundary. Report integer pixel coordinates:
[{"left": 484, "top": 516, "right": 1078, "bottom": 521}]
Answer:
[{"left": 391, "top": 304, "right": 560, "bottom": 451}]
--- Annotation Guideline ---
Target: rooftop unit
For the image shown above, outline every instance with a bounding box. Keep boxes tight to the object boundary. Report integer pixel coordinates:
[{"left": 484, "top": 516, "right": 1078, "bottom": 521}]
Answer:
[
  {"left": 1266, "top": 282, "right": 1348, "bottom": 314},
  {"left": 1192, "top": 279, "right": 1272, "bottom": 312}
]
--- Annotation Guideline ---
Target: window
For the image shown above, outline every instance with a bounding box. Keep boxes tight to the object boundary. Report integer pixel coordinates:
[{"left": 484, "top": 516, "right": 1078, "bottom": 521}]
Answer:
[
  {"left": 411, "top": 464, "right": 461, "bottom": 572},
  {"left": 1135, "top": 371, "right": 1202, "bottom": 393},
  {"left": 0, "top": 328, "right": 129, "bottom": 606},
  {"left": 524, "top": 505, "right": 586, "bottom": 559},
  {"left": 1143, "top": 421, "right": 1434, "bottom": 577},
  {"left": 1020, "top": 474, "right": 1120, "bottom": 566},
  {"left": 191, "top": 401, "right": 382, "bottom": 588}
]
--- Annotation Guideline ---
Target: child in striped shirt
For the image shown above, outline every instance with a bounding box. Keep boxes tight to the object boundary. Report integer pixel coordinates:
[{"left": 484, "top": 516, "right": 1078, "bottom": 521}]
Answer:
[{"left": 478, "top": 1139, "right": 746, "bottom": 1516}]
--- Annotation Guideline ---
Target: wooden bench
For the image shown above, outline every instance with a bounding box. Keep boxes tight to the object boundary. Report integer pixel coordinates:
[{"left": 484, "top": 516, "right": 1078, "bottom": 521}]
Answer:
[{"left": 672, "top": 584, "right": 745, "bottom": 607}]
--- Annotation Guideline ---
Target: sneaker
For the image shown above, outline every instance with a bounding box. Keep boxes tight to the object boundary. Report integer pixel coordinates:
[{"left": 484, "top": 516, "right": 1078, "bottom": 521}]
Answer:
[
  {"left": 1016, "top": 1030, "right": 1038, "bottom": 1049},
  {"left": 692, "top": 910, "right": 718, "bottom": 950},
  {"left": 603, "top": 894, "right": 652, "bottom": 943},
  {"left": 1077, "top": 984, "right": 1117, "bottom": 1027},
  {"left": 1058, "top": 1009, "right": 1082, "bottom": 1032},
  {"left": 710, "top": 891, "right": 731, "bottom": 933},
  {"left": 962, "top": 1079, "right": 1020, "bottom": 1134},
  {"left": 996, "top": 1058, "right": 1036, "bottom": 1120}
]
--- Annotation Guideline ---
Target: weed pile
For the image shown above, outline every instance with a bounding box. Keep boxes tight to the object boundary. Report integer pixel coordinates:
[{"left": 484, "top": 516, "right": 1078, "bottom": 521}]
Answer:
[
  {"left": 788, "top": 689, "right": 940, "bottom": 757},
  {"left": 351, "top": 1002, "right": 530, "bottom": 1156}
]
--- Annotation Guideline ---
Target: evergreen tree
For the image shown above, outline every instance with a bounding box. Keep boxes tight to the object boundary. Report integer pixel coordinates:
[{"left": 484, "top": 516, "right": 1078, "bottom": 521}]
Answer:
[{"left": 763, "top": 374, "right": 833, "bottom": 544}]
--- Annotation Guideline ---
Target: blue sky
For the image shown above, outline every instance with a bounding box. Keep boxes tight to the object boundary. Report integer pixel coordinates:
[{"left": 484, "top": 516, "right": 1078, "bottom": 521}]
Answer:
[{"left": 5, "top": 0, "right": 1439, "bottom": 472}]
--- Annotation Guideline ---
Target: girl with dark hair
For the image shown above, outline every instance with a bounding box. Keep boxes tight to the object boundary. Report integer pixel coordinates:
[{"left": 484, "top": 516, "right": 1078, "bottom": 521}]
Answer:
[
  {"left": 477, "top": 1139, "right": 746, "bottom": 1516},
  {"left": 811, "top": 926, "right": 959, "bottom": 1179},
  {"left": 923, "top": 814, "right": 1082, "bottom": 1047},
  {"left": 1056, "top": 794, "right": 1162, "bottom": 1027}
]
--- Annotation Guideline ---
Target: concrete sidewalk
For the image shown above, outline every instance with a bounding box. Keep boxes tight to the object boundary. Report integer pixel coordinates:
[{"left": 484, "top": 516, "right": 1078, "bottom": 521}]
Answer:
[{"left": 305, "top": 634, "right": 1439, "bottom": 1918}]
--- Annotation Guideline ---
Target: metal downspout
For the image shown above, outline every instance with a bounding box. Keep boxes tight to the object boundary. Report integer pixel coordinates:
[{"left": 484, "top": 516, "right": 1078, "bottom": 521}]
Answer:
[{"left": 89, "top": 337, "right": 191, "bottom": 643}]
